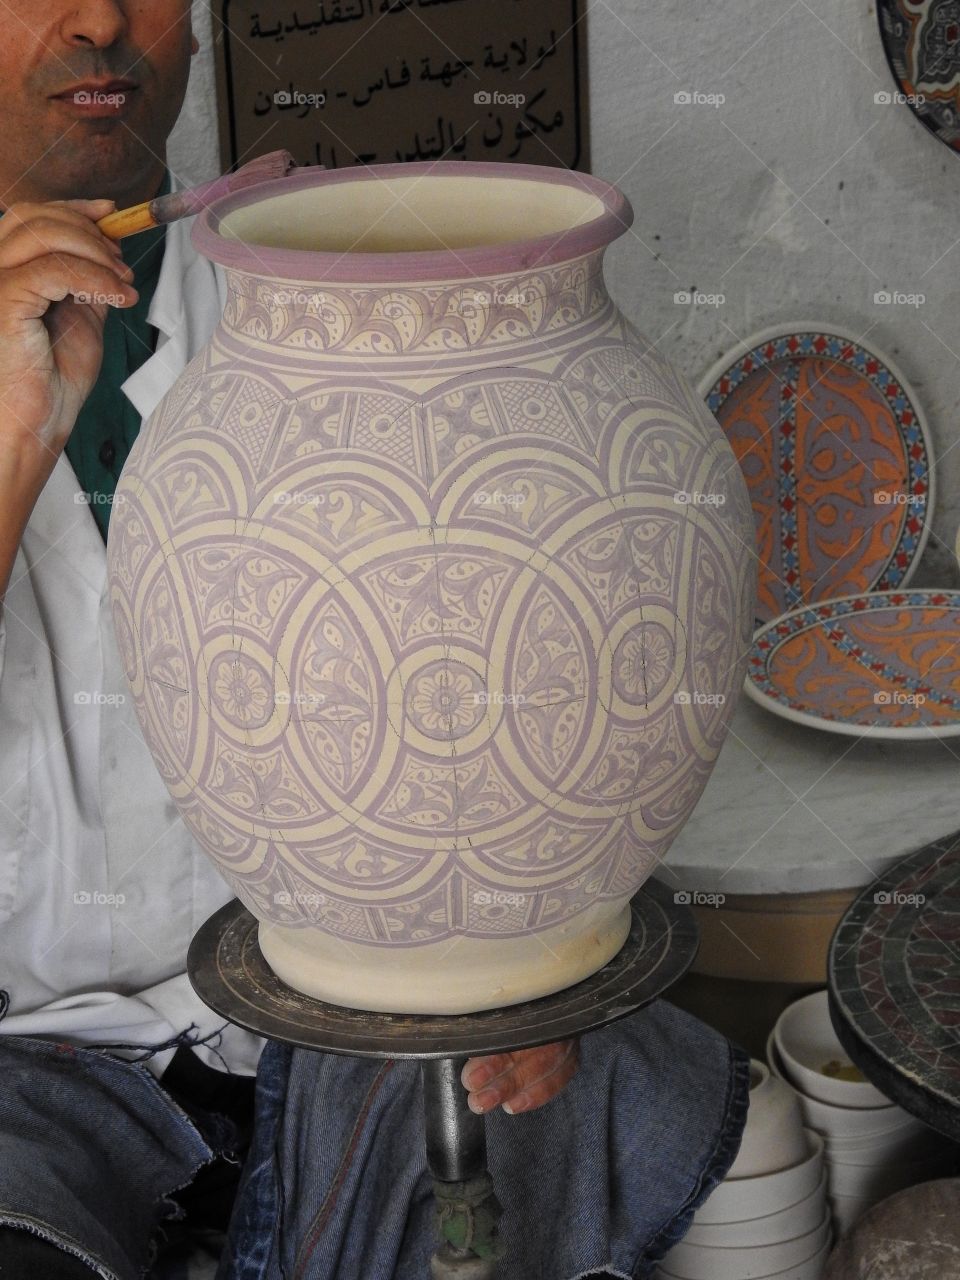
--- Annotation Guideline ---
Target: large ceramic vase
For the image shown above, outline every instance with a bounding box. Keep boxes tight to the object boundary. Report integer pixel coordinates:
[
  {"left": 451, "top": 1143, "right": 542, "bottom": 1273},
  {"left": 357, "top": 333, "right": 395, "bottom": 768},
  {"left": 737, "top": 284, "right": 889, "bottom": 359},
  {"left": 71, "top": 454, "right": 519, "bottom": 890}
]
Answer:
[{"left": 107, "top": 162, "right": 755, "bottom": 1013}]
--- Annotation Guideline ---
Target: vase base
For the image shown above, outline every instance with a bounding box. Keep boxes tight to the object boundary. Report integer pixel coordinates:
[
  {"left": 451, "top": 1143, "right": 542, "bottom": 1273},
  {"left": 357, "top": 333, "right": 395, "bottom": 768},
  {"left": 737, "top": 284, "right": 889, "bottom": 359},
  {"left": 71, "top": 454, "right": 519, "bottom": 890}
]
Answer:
[{"left": 257, "top": 900, "right": 633, "bottom": 1014}]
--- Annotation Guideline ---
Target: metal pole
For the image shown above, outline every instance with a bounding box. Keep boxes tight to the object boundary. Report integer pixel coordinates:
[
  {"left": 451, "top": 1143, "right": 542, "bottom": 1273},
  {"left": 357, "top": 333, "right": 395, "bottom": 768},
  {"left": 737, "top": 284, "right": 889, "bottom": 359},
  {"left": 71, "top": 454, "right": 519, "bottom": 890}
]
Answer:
[
  {"left": 422, "top": 1057, "right": 487, "bottom": 1181},
  {"left": 421, "top": 1057, "right": 500, "bottom": 1279}
]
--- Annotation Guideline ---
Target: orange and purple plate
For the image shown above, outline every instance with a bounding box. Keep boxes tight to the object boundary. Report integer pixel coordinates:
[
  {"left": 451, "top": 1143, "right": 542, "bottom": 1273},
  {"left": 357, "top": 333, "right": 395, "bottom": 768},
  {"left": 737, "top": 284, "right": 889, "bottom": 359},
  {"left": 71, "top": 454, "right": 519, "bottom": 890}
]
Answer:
[
  {"left": 746, "top": 590, "right": 960, "bottom": 739},
  {"left": 700, "top": 326, "right": 934, "bottom": 626}
]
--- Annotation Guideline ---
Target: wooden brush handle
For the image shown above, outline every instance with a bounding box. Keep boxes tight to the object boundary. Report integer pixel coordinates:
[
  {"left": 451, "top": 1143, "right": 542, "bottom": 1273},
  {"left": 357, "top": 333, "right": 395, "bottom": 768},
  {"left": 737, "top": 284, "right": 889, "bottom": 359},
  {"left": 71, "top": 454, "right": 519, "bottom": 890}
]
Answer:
[{"left": 97, "top": 201, "right": 156, "bottom": 240}]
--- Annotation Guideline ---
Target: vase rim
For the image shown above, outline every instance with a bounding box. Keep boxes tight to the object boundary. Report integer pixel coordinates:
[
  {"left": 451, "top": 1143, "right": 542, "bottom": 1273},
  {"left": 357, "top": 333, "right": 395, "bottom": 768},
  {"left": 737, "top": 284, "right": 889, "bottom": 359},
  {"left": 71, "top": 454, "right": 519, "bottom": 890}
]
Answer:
[{"left": 193, "top": 161, "right": 633, "bottom": 284}]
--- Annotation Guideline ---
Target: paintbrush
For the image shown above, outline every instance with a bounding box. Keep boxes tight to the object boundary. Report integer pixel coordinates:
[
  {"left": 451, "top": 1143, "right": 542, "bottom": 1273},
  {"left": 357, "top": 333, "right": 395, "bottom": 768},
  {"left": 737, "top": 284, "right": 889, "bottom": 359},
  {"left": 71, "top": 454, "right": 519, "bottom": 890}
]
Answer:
[{"left": 96, "top": 149, "right": 297, "bottom": 239}]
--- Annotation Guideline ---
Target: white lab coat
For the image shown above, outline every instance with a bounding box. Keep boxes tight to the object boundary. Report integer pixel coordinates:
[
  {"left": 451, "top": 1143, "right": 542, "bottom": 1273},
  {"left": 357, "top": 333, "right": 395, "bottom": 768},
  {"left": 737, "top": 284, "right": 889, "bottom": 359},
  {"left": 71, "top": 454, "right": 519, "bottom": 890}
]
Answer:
[{"left": 0, "top": 215, "right": 264, "bottom": 1077}]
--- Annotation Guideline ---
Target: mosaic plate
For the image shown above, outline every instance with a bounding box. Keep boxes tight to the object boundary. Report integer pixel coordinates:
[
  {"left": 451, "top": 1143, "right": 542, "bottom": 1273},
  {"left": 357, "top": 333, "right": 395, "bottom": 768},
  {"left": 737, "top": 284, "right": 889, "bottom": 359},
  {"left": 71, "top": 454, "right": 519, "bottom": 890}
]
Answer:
[
  {"left": 829, "top": 832, "right": 960, "bottom": 1140},
  {"left": 878, "top": 0, "right": 960, "bottom": 153},
  {"left": 745, "top": 589, "right": 960, "bottom": 739},
  {"left": 699, "top": 326, "right": 934, "bottom": 626}
]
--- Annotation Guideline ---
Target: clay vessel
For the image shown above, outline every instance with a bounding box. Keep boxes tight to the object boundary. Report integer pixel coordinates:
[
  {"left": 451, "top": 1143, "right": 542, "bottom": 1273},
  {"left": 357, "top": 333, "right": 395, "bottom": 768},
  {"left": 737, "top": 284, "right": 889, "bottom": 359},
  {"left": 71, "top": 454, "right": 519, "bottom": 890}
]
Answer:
[{"left": 107, "top": 162, "right": 755, "bottom": 1012}]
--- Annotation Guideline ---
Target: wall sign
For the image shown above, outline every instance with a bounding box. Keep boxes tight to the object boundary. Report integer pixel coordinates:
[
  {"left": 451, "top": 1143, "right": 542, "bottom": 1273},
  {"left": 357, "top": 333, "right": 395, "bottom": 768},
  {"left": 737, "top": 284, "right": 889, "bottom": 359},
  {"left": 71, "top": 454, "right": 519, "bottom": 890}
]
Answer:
[{"left": 214, "top": 1, "right": 589, "bottom": 172}]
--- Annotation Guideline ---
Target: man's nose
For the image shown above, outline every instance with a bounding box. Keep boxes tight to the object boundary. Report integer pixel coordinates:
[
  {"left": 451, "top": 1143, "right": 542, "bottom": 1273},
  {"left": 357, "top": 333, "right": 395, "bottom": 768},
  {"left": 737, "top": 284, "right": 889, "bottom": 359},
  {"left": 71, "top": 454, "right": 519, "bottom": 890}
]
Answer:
[{"left": 59, "top": 1, "right": 128, "bottom": 47}]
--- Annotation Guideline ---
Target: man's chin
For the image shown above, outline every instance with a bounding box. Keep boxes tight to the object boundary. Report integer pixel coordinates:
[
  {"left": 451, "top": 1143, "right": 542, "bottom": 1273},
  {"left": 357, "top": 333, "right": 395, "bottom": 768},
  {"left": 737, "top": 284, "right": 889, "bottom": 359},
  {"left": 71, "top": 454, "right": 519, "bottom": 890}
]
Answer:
[{"left": 49, "top": 134, "right": 165, "bottom": 205}]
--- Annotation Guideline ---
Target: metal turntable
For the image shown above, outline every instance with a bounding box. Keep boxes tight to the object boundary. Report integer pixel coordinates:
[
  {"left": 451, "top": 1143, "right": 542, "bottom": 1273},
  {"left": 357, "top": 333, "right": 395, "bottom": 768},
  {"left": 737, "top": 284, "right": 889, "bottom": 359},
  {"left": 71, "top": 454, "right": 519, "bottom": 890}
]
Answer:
[{"left": 188, "top": 878, "right": 697, "bottom": 1277}]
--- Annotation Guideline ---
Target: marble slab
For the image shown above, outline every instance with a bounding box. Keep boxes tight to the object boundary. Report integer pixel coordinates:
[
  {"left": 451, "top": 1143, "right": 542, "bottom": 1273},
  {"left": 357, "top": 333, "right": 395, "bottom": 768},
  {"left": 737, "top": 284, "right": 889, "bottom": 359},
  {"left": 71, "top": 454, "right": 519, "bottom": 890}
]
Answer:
[{"left": 664, "top": 694, "right": 960, "bottom": 895}]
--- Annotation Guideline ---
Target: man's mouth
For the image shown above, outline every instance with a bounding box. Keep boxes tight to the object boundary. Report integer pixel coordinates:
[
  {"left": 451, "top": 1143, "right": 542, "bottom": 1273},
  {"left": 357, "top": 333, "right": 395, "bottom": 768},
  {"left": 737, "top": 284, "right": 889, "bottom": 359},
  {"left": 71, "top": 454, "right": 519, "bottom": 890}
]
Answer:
[{"left": 51, "top": 79, "right": 138, "bottom": 114}]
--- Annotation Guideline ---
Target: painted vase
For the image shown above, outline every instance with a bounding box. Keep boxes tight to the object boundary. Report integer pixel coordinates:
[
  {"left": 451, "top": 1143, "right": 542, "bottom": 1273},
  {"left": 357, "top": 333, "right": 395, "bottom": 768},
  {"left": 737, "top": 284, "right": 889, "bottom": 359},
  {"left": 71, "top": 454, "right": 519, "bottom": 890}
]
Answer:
[{"left": 107, "top": 162, "right": 755, "bottom": 1013}]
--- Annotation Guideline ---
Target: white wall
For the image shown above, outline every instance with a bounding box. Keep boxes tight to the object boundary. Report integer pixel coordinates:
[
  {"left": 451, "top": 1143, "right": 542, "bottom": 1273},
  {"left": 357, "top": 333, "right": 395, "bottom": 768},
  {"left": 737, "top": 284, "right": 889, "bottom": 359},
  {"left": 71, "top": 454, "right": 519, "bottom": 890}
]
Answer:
[
  {"left": 166, "top": 1, "right": 220, "bottom": 190},
  {"left": 169, "top": 0, "right": 960, "bottom": 586}
]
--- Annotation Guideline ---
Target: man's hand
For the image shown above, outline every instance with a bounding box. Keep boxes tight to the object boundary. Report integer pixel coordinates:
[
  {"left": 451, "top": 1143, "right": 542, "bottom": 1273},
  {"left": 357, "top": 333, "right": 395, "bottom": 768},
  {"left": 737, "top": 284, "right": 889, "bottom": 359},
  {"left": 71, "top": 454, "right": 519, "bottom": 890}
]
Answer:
[
  {"left": 0, "top": 199, "right": 137, "bottom": 599},
  {"left": 0, "top": 198, "right": 137, "bottom": 455},
  {"left": 462, "top": 1039, "right": 579, "bottom": 1115}
]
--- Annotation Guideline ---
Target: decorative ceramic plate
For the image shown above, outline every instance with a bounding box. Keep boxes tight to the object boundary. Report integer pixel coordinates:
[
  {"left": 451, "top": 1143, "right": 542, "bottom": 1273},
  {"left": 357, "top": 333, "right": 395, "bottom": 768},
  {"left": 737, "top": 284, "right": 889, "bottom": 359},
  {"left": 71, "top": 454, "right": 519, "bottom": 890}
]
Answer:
[
  {"left": 699, "top": 326, "right": 934, "bottom": 626},
  {"left": 745, "top": 590, "right": 960, "bottom": 739},
  {"left": 878, "top": 0, "right": 960, "bottom": 153}
]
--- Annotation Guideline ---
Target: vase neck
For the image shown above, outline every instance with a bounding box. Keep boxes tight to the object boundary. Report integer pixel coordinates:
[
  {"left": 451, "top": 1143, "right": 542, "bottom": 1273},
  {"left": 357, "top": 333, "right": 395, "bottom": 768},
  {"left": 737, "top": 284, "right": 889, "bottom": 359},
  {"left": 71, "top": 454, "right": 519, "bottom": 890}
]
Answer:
[{"left": 219, "top": 250, "right": 612, "bottom": 361}]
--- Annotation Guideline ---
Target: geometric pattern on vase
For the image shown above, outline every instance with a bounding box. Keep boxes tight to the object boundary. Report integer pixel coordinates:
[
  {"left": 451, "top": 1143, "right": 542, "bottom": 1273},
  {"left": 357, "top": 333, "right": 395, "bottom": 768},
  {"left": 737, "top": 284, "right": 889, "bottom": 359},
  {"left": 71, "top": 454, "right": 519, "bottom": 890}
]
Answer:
[{"left": 108, "top": 164, "right": 755, "bottom": 964}]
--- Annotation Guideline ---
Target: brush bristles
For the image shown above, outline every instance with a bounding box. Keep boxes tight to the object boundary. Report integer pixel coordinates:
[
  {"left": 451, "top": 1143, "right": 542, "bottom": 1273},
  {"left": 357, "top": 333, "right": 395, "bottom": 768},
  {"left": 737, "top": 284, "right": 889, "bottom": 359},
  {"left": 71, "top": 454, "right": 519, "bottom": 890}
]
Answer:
[{"left": 225, "top": 150, "right": 297, "bottom": 192}]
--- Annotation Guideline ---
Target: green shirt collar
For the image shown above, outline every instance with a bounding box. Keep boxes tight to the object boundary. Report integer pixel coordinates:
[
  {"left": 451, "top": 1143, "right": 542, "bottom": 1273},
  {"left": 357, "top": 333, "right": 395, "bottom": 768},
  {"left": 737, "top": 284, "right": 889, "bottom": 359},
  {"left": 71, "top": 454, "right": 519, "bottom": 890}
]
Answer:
[{"left": 64, "top": 170, "right": 171, "bottom": 541}]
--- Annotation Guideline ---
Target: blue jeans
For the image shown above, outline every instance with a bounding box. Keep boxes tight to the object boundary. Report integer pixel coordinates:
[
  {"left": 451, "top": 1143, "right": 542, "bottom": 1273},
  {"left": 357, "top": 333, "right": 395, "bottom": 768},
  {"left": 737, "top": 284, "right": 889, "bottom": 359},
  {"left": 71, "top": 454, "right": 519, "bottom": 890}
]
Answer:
[
  {"left": 0, "top": 1003, "right": 748, "bottom": 1280},
  {"left": 219, "top": 1000, "right": 749, "bottom": 1280},
  {"left": 0, "top": 1035, "right": 216, "bottom": 1278}
]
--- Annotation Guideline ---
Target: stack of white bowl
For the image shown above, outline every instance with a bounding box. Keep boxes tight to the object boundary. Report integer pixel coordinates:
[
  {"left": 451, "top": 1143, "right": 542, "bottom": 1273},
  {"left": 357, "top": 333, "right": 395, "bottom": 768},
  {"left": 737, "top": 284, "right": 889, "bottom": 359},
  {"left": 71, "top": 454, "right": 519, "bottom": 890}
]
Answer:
[
  {"left": 768, "top": 991, "right": 955, "bottom": 1237},
  {"left": 656, "top": 1060, "right": 831, "bottom": 1280}
]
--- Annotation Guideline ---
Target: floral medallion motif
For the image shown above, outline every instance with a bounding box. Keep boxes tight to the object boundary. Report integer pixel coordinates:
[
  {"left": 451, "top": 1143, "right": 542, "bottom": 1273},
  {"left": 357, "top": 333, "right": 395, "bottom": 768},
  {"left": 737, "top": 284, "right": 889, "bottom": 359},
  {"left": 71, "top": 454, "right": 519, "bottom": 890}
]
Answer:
[
  {"left": 210, "top": 653, "right": 274, "bottom": 730},
  {"left": 405, "top": 660, "right": 486, "bottom": 740}
]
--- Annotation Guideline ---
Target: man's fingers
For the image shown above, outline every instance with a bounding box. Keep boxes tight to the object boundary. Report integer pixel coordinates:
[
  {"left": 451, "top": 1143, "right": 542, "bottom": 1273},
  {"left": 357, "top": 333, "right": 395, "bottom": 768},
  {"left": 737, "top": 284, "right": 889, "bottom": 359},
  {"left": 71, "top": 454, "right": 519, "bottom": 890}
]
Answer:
[
  {"left": 464, "top": 1040, "right": 580, "bottom": 1114},
  {"left": 463, "top": 1043, "right": 571, "bottom": 1097},
  {"left": 461, "top": 1053, "right": 512, "bottom": 1092},
  {"left": 0, "top": 199, "right": 115, "bottom": 230},
  {"left": 54, "top": 199, "right": 116, "bottom": 215},
  {"left": 0, "top": 201, "right": 116, "bottom": 244},
  {"left": 0, "top": 203, "right": 126, "bottom": 283},
  {"left": 502, "top": 1039, "right": 578, "bottom": 1097},
  {"left": 0, "top": 217, "right": 127, "bottom": 276},
  {"left": 0, "top": 255, "right": 137, "bottom": 326},
  {"left": 0, "top": 201, "right": 123, "bottom": 457},
  {"left": 503, "top": 1043, "right": 579, "bottom": 1114}
]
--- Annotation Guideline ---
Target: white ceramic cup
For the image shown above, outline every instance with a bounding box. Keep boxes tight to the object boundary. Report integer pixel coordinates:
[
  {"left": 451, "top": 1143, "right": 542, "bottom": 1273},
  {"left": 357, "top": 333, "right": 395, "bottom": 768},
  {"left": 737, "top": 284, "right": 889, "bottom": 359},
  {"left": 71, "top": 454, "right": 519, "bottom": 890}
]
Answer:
[
  {"left": 693, "top": 1131, "right": 825, "bottom": 1224},
  {"left": 683, "top": 1169, "right": 827, "bottom": 1246},
  {"left": 660, "top": 1212, "right": 830, "bottom": 1279},
  {"left": 825, "top": 1128, "right": 944, "bottom": 1166},
  {"left": 828, "top": 1157, "right": 949, "bottom": 1200},
  {"left": 766, "top": 1029, "right": 921, "bottom": 1143},
  {"left": 659, "top": 1237, "right": 832, "bottom": 1280},
  {"left": 773, "top": 992, "right": 889, "bottom": 1108},
  {"left": 726, "top": 1060, "right": 808, "bottom": 1179}
]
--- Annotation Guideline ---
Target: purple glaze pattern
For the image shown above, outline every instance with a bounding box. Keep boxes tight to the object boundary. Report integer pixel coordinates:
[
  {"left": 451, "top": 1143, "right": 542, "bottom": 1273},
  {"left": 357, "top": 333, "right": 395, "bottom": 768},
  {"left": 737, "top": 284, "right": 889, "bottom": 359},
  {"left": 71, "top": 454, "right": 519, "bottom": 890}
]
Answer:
[{"left": 107, "top": 164, "right": 755, "bottom": 948}]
